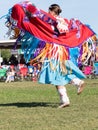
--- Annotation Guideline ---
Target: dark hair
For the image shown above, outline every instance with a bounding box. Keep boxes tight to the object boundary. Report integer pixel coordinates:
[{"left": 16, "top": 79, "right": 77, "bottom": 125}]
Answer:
[{"left": 49, "top": 4, "right": 62, "bottom": 15}]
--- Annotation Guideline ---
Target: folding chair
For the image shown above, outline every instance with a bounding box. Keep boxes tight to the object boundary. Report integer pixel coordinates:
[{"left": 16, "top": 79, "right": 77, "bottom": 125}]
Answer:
[
  {"left": 19, "top": 67, "right": 28, "bottom": 80},
  {"left": 82, "top": 65, "right": 92, "bottom": 78},
  {"left": 0, "top": 68, "right": 7, "bottom": 81}
]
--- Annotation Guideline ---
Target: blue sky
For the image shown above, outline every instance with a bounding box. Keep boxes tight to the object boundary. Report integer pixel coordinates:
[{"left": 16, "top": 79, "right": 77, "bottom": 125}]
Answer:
[{"left": 0, "top": 0, "right": 98, "bottom": 40}]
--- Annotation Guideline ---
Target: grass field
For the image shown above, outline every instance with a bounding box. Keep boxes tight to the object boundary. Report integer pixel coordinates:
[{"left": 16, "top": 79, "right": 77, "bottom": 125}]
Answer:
[{"left": 0, "top": 79, "right": 98, "bottom": 130}]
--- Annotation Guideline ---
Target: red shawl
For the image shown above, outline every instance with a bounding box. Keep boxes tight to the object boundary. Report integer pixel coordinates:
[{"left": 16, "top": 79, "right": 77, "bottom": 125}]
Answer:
[{"left": 11, "top": 3, "right": 94, "bottom": 48}]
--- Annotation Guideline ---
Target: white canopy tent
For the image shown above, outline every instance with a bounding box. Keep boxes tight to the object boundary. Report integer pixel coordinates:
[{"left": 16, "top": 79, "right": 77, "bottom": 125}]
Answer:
[{"left": 0, "top": 39, "right": 21, "bottom": 49}]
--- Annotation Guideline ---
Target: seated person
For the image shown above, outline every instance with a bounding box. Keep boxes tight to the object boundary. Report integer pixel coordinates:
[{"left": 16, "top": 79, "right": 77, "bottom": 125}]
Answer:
[{"left": 5, "top": 67, "right": 15, "bottom": 83}]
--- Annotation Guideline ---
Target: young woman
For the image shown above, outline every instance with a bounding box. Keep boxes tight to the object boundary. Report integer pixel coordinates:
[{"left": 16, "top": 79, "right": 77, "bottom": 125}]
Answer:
[{"left": 38, "top": 4, "right": 85, "bottom": 108}]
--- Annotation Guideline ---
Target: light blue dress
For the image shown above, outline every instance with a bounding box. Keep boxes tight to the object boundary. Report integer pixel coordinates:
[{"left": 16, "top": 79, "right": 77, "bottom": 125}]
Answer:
[{"left": 39, "top": 60, "right": 86, "bottom": 86}]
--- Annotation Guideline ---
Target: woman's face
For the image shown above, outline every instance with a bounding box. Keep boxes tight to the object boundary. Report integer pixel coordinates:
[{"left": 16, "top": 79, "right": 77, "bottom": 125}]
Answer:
[{"left": 48, "top": 10, "right": 57, "bottom": 17}]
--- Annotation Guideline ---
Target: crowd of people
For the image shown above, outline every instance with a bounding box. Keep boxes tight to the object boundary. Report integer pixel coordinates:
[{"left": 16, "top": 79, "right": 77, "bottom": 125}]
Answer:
[
  {"left": 0, "top": 54, "right": 41, "bottom": 82},
  {"left": 0, "top": 63, "right": 41, "bottom": 82}
]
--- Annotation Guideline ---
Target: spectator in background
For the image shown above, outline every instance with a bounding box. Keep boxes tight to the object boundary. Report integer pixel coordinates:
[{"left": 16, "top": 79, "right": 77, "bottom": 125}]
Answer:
[
  {"left": 9, "top": 54, "right": 18, "bottom": 66},
  {"left": 32, "top": 66, "right": 38, "bottom": 81},
  {"left": 20, "top": 54, "right": 26, "bottom": 64},
  {"left": 5, "top": 67, "right": 15, "bottom": 83}
]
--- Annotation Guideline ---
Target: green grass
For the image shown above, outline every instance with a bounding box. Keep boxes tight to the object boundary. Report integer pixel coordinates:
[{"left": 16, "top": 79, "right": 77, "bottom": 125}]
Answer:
[{"left": 0, "top": 79, "right": 98, "bottom": 130}]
